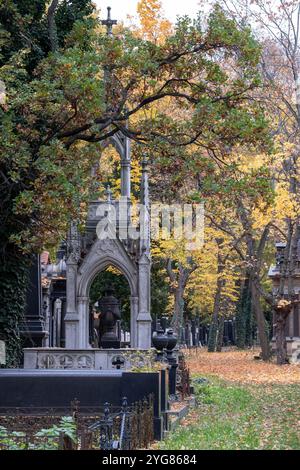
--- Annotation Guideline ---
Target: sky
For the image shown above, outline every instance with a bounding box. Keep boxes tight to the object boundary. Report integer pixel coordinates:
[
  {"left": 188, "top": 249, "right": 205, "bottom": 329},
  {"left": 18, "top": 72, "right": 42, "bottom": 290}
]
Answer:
[{"left": 94, "top": 0, "right": 202, "bottom": 25}]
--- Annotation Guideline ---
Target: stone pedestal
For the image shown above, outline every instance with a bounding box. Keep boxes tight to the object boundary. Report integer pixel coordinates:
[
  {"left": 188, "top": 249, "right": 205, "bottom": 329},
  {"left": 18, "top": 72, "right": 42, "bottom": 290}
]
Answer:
[
  {"left": 23, "top": 347, "right": 155, "bottom": 370},
  {"left": 137, "top": 253, "right": 152, "bottom": 349}
]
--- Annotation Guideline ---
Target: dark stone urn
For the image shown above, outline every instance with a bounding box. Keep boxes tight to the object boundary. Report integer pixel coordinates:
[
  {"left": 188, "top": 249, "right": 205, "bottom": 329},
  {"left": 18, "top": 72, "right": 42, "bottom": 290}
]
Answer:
[
  {"left": 152, "top": 326, "right": 169, "bottom": 361},
  {"left": 98, "top": 286, "right": 121, "bottom": 349},
  {"left": 166, "top": 328, "right": 177, "bottom": 355}
]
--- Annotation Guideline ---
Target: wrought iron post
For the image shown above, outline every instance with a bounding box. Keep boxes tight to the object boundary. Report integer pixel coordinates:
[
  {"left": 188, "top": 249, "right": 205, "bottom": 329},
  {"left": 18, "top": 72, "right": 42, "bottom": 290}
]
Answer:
[{"left": 120, "top": 396, "right": 130, "bottom": 450}]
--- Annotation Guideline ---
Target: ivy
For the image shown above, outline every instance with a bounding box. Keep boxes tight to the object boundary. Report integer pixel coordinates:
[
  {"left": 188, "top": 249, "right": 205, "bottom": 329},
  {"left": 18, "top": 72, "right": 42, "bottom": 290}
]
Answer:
[
  {"left": 0, "top": 416, "right": 76, "bottom": 450},
  {"left": 0, "top": 250, "right": 31, "bottom": 367}
]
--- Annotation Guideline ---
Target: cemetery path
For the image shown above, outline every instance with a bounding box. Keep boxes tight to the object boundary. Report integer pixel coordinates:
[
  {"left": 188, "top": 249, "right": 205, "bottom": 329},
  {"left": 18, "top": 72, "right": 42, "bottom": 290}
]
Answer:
[
  {"left": 185, "top": 348, "right": 300, "bottom": 384},
  {"left": 156, "top": 349, "right": 300, "bottom": 450}
]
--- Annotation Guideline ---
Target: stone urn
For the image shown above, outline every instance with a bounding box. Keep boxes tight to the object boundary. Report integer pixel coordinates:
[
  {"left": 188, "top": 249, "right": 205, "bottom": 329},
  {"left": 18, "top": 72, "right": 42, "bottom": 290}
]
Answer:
[
  {"left": 166, "top": 328, "right": 177, "bottom": 351},
  {"left": 98, "top": 285, "right": 121, "bottom": 349},
  {"left": 152, "top": 327, "right": 169, "bottom": 361}
]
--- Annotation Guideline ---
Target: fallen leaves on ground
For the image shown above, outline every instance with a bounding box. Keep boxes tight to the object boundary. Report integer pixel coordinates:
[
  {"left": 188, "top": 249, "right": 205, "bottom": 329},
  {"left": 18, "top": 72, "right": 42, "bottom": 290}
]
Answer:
[
  {"left": 158, "top": 373, "right": 300, "bottom": 450},
  {"left": 169, "top": 401, "right": 186, "bottom": 412},
  {"left": 184, "top": 347, "right": 300, "bottom": 384}
]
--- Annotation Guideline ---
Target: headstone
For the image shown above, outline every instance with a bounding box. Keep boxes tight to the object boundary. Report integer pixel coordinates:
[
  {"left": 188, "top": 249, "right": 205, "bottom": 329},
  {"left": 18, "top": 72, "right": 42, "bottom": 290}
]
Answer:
[
  {"left": 20, "top": 254, "right": 47, "bottom": 346},
  {"left": 0, "top": 340, "right": 5, "bottom": 365}
]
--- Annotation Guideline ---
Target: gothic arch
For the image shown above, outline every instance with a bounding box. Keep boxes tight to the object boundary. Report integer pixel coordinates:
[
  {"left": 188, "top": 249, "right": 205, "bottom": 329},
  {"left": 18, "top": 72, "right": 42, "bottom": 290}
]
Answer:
[
  {"left": 77, "top": 255, "right": 138, "bottom": 299},
  {"left": 100, "top": 133, "right": 130, "bottom": 161},
  {"left": 91, "top": 133, "right": 129, "bottom": 173},
  {"left": 69, "top": 237, "right": 140, "bottom": 348}
]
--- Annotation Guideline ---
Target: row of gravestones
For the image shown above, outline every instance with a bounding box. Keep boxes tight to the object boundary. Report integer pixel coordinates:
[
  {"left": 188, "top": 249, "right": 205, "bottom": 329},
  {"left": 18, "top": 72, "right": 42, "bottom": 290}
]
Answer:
[{"left": 150, "top": 317, "right": 237, "bottom": 348}]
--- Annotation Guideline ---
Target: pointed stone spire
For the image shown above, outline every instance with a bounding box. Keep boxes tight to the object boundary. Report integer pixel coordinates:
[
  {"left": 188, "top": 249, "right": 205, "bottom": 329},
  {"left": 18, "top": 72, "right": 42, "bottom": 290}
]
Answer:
[
  {"left": 121, "top": 136, "right": 131, "bottom": 199},
  {"left": 140, "top": 155, "right": 150, "bottom": 256},
  {"left": 140, "top": 155, "right": 149, "bottom": 208}
]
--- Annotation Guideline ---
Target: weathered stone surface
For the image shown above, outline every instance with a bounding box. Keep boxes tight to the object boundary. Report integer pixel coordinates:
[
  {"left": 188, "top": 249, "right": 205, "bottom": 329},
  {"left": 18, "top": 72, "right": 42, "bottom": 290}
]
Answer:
[{"left": 23, "top": 348, "right": 154, "bottom": 370}]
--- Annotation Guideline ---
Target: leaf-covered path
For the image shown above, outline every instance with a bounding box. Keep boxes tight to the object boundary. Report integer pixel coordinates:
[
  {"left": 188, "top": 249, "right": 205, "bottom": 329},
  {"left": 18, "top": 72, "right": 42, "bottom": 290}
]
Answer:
[
  {"left": 158, "top": 349, "right": 300, "bottom": 450},
  {"left": 185, "top": 348, "right": 300, "bottom": 384}
]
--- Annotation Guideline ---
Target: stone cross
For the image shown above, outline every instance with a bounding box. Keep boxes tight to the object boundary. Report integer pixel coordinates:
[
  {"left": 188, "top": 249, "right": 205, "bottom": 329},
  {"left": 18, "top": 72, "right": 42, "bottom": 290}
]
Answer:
[{"left": 101, "top": 6, "right": 117, "bottom": 36}]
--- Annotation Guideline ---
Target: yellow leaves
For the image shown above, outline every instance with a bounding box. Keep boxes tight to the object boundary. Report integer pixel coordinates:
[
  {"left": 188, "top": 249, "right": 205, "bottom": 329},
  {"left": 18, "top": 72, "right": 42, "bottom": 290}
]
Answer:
[
  {"left": 274, "top": 184, "right": 299, "bottom": 219},
  {"left": 152, "top": 221, "right": 240, "bottom": 318},
  {"left": 105, "top": 265, "right": 124, "bottom": 276},
  {"left": 235, "top": 149, "right": 269, "bottom": 172},
  {"left": 251, "top": 200, "right": 273, "bottom": 230},
  {"left": 96, "top": 143, "right": 142, "bottom": 204},
  {"left": 152, "top": 239, "right": 183, "bottom": 264},
  {"left": 252, "top": 182, "right": 299, "bottom": 230},
  {"left": 136, "top": 0, "right": 172, "bottom": 43}
]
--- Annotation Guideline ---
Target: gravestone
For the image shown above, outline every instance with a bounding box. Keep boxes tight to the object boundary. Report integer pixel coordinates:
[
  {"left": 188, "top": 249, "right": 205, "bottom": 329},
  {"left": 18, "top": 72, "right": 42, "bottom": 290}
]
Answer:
[
  {"left": 20, "top": 255, "right": 47, "bottom": 347},
  {"left": 0, "top": 341, "right": 5, "bottom": 365}
]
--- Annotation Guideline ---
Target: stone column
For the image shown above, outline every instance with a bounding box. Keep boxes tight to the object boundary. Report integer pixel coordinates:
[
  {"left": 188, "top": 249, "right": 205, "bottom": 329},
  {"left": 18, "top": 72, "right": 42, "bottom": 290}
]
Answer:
[
  {"left": 130, "top": 296, "right": 139, "bottom": 347},
  {"left": 42, "top": 291, "right": 51, "bottom": 347},
  {"left": 64, "top": 258, "right": 79, "bottom": 348},
  {"left": 136, "top": 156, "right": 151, "bottom": 349},
  {"left": 140, "top": 157, "right": 150, "bottom": 256},
  {"left": 77, "top": 296, "right": 90, "bottom": 348},
  {"left": 121, "top": 160, "right": 131, "bottom": 198},
  {"left": 120, "top": 136, "right": 131, "bottom": 198},
  {"left": 137, "top": 253, "right": 152, "bottom": 349},
  {"left": 55, "top": 298, "right": 62, "bottom": 347}
]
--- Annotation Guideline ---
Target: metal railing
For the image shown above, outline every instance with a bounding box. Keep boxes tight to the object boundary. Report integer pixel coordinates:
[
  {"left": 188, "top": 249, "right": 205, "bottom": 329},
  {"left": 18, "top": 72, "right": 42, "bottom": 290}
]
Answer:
[{"left": 0, "top": 395, "right": 154, "bottom": 450}]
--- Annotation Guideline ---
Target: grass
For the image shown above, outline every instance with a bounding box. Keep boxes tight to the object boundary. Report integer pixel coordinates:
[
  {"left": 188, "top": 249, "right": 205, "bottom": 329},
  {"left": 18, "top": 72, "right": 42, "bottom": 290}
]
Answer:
[{"left": 158, "top": 376, "right": 300, "bottom": 450}]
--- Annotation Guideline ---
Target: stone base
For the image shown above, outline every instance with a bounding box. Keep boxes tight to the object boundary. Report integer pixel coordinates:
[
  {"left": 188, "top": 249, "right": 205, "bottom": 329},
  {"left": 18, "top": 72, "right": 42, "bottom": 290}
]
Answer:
[
  {"left": 100, "top": 340, "right": 121, "bottom": 349},
  {"left": 270, "top": 337, "right": 300, "bottom": 363},
  {"left": 23, "top": 347, "right": 154, "bottom": 370},
  {"left": 0, "top": 369, "right": 167, "bottom": 441},
  {"left": 19, "top": 317, "right": 48, "bottom": 348}
]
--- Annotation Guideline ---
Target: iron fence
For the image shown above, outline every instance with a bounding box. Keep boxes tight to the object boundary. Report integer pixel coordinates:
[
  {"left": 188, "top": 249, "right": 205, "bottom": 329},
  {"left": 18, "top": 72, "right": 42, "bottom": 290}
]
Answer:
[{"left": 0, "top": 395, "right": 154, "bottom": 450}]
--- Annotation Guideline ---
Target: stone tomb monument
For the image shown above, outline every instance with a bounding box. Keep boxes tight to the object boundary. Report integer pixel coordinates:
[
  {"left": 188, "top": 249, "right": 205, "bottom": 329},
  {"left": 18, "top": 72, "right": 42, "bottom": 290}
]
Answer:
[
  {"left": 23, "top": 8, "right": 152, "bottom": 370},
  {"left": 7, "top": 10, "right": 169, "bottom": 441},
  {"left": 24, "top": 131, "right": 152, "bottom": 369}
]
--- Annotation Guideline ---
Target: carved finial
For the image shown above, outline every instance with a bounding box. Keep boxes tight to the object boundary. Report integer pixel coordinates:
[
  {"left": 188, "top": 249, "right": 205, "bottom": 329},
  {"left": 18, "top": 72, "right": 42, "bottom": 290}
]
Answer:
[{"left": 105, "top": 184, "right": 112, "bottom": 202}]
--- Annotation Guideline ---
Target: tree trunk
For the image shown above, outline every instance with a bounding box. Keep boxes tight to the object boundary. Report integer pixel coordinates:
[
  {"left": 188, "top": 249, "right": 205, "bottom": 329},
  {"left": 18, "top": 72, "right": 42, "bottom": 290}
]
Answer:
[
  {"left": 172, "top": 282, "right": 185, "bottom": 340},
  {"left": 274, "top": 219, "right": 295, "bottom": 365},
  {"left": 208, "top": 276, "right": 223, "bottom": 352},
  {"left": 273, "top": 305, "right": 293, "bottom": 365},
  {"left": 216, "top": 316, "right": 225, "bottom": 352},
  {"left": 251, "top": 281, "right": 271, "bottom": 361},
  {"left": 47, "top": 0, "right": 59, "bottom": 52},
  {"left": 274, "top": 312, "right": 287, "bottom": 365},
  {"left": 236, "top": 274, "right": 252, "bottom": 349},
  {"left": 167, "top": 260, "right": 194, "bottom": 343}
]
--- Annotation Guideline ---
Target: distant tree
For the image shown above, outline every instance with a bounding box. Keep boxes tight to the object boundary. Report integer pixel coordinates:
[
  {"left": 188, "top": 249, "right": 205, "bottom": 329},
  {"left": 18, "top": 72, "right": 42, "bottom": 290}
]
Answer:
[{"left": 217, "top": 0, "right": 300, "bottom": 364}]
